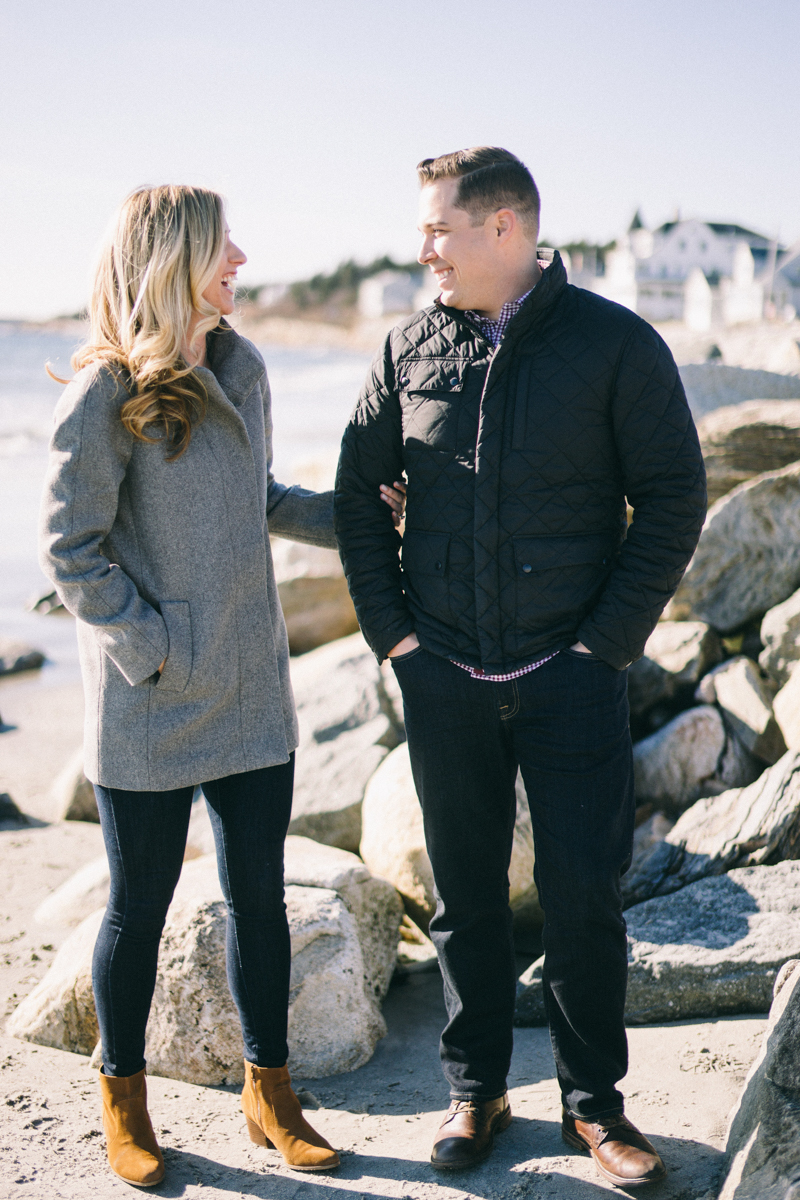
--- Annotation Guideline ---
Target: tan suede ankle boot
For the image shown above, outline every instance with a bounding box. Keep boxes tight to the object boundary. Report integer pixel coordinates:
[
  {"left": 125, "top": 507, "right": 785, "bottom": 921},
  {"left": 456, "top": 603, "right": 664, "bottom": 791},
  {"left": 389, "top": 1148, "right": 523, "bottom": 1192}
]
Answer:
[
  {"left": 241, "top": 1061, "right": 340, "bottom": 1171},
  {"left": 99, "top": 1068, "right": 165, "bottom": 1186}
]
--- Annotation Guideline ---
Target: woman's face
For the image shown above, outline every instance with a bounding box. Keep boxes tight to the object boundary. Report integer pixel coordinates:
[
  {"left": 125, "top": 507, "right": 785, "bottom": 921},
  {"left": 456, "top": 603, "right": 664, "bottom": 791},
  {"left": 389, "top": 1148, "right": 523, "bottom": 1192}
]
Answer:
[{"left": 202, "top": 228, "right": 247, "bottom": 316}]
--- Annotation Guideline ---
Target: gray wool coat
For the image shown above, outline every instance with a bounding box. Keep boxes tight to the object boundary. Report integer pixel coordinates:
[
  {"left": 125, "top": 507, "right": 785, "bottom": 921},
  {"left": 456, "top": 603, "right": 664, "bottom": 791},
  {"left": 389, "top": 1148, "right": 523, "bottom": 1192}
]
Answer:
[{"left": 39, "top": 324, "right": 336, "bottom": 791}]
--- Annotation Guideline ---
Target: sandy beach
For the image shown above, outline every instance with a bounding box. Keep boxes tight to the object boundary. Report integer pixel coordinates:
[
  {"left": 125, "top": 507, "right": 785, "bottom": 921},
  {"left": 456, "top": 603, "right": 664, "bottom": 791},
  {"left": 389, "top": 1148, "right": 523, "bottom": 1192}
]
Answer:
[{"left": 0, "top": 663, "right": 768, "bottom": 1200}]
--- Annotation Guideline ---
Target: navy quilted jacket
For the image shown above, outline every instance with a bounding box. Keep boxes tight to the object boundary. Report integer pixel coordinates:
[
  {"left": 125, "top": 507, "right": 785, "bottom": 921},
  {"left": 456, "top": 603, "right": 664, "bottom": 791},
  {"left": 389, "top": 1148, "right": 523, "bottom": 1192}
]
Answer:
[{"left": 334, "top": 251, "right": 706, "bottom": 671}]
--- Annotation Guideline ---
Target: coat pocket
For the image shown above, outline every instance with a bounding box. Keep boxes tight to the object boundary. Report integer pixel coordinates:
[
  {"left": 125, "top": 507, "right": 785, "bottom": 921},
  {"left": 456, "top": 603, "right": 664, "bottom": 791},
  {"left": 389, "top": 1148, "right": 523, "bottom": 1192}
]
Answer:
[
  {"left": 399, "top": 359, "right": 467, "bottom": 452},
  {"left": 401, "top": 531, "right": 453, "bottom": 624},
  {"left": 155, "top": 601, "right": 193, "bottom": 693},
  {"left": 513, "top": 534, "right": 613, "bottom": 630}
]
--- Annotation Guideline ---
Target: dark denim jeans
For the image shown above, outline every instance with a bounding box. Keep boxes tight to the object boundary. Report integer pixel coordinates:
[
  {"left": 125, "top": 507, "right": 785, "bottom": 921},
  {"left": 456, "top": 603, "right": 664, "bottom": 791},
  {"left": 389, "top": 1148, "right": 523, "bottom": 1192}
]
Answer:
[
  {"left": 92, "top": 758, "right": 294, "bottom": 1077},
  {"left": 391, "top": 646, "right": 634, "bottom": 1120}
]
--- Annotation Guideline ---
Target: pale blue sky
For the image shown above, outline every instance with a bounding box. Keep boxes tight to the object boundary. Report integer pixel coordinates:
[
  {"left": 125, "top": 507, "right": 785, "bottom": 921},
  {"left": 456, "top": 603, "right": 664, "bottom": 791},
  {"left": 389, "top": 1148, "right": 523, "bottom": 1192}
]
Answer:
[{"left": 1, "top": 0, "right": 798, "bottom": 319}]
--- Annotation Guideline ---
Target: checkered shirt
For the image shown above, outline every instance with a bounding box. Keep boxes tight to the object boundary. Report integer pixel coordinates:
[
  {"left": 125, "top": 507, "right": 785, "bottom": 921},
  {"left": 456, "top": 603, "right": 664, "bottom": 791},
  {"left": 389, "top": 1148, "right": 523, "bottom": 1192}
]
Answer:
[{"left": 452, "top": 651, "right": 560, "bottom": 682}]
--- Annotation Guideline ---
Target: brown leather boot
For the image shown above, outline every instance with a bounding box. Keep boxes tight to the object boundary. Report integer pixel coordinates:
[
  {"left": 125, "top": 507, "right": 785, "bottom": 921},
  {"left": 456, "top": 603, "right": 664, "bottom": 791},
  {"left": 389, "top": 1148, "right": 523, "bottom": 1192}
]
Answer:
[
  {"left": 241, "top": 1061, "right": 340, "bottom": 1171},
  {"left": 562, "top": 1109, "right": 666, "bottom": 1187},
  {"left": 99, "top": 1068, "right": 165, "bottom": 1187},
  {"left": 431, "top": 1094, "right": 512, "bottom": 1170}
]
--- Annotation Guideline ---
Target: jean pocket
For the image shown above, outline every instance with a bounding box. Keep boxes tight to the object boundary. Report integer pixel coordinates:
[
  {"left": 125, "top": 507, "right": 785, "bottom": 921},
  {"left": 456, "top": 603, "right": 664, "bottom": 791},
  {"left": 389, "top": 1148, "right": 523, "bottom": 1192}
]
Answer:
[
  {"left": 562, "top": 647, "right": 601, "bottom": 662},
  {"left": 389, "top": 645, "right": 424, "bottom": 666}
]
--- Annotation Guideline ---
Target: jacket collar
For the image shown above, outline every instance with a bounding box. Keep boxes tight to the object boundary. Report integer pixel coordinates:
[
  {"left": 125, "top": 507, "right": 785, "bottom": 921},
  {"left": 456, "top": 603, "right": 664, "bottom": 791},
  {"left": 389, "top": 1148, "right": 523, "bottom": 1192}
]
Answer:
[
  {"left": 199, "top": 320, "right": 264, "bottom": 406},
  {"left": 435, "top": 249, "right": 568, "bottom": 340}
]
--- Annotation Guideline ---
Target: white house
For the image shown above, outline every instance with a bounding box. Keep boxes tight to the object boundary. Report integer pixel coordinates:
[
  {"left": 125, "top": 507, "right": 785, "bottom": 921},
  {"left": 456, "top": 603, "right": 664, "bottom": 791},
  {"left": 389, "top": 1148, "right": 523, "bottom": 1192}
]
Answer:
[{"left": 358, "top": 270, "right": 420, "bottom": 318}]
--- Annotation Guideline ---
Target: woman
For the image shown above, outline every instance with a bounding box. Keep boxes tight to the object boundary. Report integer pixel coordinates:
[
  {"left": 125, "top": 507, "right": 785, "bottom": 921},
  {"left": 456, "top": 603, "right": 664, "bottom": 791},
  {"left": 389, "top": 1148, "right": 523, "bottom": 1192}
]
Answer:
[{"left": 39, "top": 185, "right": 404, "bottom": 1187}]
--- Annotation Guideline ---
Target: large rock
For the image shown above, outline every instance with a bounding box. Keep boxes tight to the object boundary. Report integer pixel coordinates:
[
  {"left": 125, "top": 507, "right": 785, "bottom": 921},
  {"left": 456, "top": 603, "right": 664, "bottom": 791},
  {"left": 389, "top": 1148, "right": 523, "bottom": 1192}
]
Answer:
[
  {"left": 773, "top": 663, "right": 800, "bottom": 752},
  {"left": 760, "top": 586, "right": 800, "bottom": 688},
  {"left": 679, "top": 364, "right": 800, "bottom": 422},
  {"left": 6, "top": 908, "right": 102, "bottom": 1055},
  {"left": 697, "top": 399, "right": 800, "bottom": 506},
  {"left": 0, "top": 638, "right": 45, "bottom": 675},
  {"left": 627, "top": 620, "right": 722, "bottom": 720},
  {"left": 622, "top": 751, "right": 800, "bottom": 907},
  {"left": 696, "top": 656, "right": 786, "bottom": 764},
  {"left": 360, "top": 742, "right": 542, "bottom": 933},
  {"left": 271, "top": 537, "right": 359, "bottom": 655},
  {"left": 50, "top": 748, "right": 98, "bottom": 823},
  {"left": 665, "top": 462, "right": 800, "bottom": 633},
  {"left": 717, "top": 958, "right": 800, "bottom": 1200},
  {"left": 288, "top": 632, "right": 404, "bottom": 851},
  {"left": 516, "top": 862, "right": 800, "bottom": 1026},
  {"left": 33, "top": 855, "right": 111, "bottom": 928},
  {"left": 10, "top": 842, "right": 402, "bottom": 1083},
  {"left": 632, "top": 704, "right": 759, "bottom": 814}
]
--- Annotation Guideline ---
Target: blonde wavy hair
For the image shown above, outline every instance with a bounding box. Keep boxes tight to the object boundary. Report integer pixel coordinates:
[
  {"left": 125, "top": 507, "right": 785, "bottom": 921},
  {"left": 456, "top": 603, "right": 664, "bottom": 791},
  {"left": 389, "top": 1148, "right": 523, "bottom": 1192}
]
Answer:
[{"left": 65, "top": 185, "right": 227, "bottom": 460}]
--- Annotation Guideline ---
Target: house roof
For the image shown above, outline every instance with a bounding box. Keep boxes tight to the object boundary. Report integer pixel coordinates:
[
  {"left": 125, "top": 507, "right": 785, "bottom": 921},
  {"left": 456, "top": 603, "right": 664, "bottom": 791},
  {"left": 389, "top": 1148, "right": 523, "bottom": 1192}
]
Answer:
[{"left": 655, "top": 219, "right": 777, "bottom": 250}]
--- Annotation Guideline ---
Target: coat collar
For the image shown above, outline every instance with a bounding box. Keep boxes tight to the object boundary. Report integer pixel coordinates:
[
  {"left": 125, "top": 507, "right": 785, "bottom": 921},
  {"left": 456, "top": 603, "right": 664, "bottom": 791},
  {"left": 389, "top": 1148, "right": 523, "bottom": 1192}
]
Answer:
[
  {"left": 435, "top": 249, "right": 568, "bottom": 339},
  {"left": 199, "top": 320, "right": 264, "bottom": 406}
]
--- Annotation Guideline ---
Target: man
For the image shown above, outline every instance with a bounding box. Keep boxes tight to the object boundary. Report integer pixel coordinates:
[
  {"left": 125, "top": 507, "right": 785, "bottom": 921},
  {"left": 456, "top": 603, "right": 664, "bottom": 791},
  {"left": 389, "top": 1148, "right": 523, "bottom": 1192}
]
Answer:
[{"left": 335, "top": 147, "right": 705, "bottom": 1188}]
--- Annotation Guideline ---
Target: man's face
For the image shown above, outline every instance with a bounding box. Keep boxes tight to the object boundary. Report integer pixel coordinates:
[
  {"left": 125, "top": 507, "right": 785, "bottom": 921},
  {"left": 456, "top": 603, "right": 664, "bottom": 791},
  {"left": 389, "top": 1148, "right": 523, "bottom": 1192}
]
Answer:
[{"left": 417, "top": 178, "right": 499, "bottom": 311}]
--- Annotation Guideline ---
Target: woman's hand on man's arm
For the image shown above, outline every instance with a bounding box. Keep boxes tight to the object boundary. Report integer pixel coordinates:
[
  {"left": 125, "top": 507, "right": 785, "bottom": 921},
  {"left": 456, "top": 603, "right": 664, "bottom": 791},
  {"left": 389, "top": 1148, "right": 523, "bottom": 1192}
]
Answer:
[{"left": 379, "top": 481, "right": 406, "bottom": 527}]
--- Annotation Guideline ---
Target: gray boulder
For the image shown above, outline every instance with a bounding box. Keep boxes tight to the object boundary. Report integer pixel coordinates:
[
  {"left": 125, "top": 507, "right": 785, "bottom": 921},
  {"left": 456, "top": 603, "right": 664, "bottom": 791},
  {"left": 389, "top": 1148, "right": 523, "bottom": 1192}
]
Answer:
[
  {"left": 696, "top": 656, "right": 786, "bottom": 764},
  {"left": 360, "top": 743, "right": 542, "bottom": 934},
  {"left": 717, "top": 959, "right": 800, "bottom": 1200},
  {"left": 627, "top": 620, "right": 722, "bottom": 718},
  {"left": 33, "top": 855, "right": 111, "bottom": 928},
  {"left": 622, "top": 751, "right": 800, "bottom": 908},
  {"left": 50, "top": 748, "right": 99, "bottom": 823},
  {"left": 10, "top": 841, "right": 402, "bottom": 1083},
  {"left": 632, "top": 704, "right": 759, "bottom": 814},
  {"left": 288, "top": 632, "right": 404, "bottom": 851},
  {"left": 0, "top": 638, "right": 45, "bottom": 675},
  {"left": 774, "top": 665, "right": 800, "bottom": 754},
  {"left": 697, "top": 399, "right": 800, "bottom": 506},
  {"left": 760, "top": 586, "right": 800, "bottom": 688},
  {"left": 665, "top": 461, "right": 800, "bottom": 633},
  {"left": 271, "top": 537, "right": 359, "bottom": 655},
  {"left": 516, "top": 862, "right": 800, "bottom": 1026},
  {"left": 6, "top": 908, "right": 102, "bottom": 1055},
  {"left": 679, "top": 364, "right": 800, "bottom": 422}
]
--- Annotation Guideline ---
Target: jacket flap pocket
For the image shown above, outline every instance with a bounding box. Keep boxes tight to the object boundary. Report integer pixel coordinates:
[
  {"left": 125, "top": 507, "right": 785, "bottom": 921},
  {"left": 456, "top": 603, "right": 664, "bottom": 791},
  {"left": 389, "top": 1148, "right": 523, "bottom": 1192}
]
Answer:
[
  {"left": 513, "top": 534, "right": 612, "bottom": 574},
  {"left": 398, "top": 360, "right": 467, "bottom": 393},
  {"left": 402, "top": 531, "right": 451, "bottom": 575},
  {"left": 156, "top": 600, "right": 193, "bottom": 693}
]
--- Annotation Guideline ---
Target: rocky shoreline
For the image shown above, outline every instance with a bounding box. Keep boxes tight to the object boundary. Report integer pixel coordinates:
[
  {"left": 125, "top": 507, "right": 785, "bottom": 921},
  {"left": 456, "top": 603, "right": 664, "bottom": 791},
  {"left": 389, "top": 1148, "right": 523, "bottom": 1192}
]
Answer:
[{"left": 4, "top": 345, "right": 800, "bottom": 1196}]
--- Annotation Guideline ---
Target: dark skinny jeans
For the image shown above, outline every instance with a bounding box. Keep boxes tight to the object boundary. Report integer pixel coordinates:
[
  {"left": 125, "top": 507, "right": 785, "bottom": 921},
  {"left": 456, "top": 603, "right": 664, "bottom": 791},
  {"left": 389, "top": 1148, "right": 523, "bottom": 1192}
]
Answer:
[
  {"left": 391, "top": 646, "right": 634, "bottom": 1120},
  {"left": 92, "top": 758, "right": 294, "bottom": 1078}
]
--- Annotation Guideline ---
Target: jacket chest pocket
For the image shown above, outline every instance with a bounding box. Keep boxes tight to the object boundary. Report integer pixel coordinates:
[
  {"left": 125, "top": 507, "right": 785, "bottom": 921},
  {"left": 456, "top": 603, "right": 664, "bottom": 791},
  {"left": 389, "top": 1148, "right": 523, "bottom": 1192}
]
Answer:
[{"left": 399, "top": 359, "right": 467, "bottom": 452}]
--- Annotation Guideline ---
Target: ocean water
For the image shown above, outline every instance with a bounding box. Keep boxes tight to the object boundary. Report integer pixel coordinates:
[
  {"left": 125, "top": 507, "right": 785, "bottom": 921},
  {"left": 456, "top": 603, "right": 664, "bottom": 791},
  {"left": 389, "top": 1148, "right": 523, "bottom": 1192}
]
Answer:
[{"left": 0, "top": 327, "right": 371, "bottom": 683}]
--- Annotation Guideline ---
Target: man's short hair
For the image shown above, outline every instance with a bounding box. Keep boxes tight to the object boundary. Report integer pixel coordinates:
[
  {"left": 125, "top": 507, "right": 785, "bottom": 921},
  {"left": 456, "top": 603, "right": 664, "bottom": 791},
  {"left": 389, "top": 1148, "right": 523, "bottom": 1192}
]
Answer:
[{"left": 417, "top": 147, "right": 540, "bottom": 242}]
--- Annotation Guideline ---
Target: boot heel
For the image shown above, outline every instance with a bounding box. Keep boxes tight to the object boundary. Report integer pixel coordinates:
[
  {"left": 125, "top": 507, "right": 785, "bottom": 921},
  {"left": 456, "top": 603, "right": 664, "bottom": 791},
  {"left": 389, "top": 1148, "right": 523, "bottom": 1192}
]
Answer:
[{"left": 246, "top": 1119, "right": 268, "bottom": 1147}]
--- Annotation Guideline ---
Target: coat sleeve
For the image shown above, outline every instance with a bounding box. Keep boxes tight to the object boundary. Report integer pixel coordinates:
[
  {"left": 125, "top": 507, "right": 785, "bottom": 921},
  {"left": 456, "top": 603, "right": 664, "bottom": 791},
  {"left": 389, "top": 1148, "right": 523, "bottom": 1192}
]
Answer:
[
  {"left": 334, "top": 335, "right": 414, "bottom": 661},
  {"left": 576, "top": 321, "right": 707, "bottom": 669},
  {"left": 38, "top": 366, "right": 169, "bottom": 686},
  {"left": 258, "top": 369, "right": 337, "bottom": 549}
]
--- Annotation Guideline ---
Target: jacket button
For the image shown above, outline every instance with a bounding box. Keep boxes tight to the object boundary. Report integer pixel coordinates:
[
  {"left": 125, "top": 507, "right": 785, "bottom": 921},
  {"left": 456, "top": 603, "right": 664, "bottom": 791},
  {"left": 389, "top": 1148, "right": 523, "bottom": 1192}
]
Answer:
[
  {"left": 522, "top": 563, "right": 532, "bottom": 573},
  {"left": 435, "top": 561, "right": 442, "bottom": 570},
  {"left": 399, "top": 376, "right": 409, "bottom": 386},
  {"left": 449, "top": 376, "right": 459, "bottom": 386}
]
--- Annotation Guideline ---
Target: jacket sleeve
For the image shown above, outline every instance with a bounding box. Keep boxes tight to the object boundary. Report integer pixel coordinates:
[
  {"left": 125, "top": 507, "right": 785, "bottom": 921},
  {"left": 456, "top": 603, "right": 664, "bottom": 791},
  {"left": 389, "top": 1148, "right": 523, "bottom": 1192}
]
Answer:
[
  {"left": 259, "top": 369, "right": 337, "bottom": 549},
  {"left": 334, "top": 336, "right": 414, "bottom": 661},
  {"left": 576, "top": 321, "right": 707, "bottom": 669},
  {"left": 38, "top": 367, "right": 169, "bottom": 686}
]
